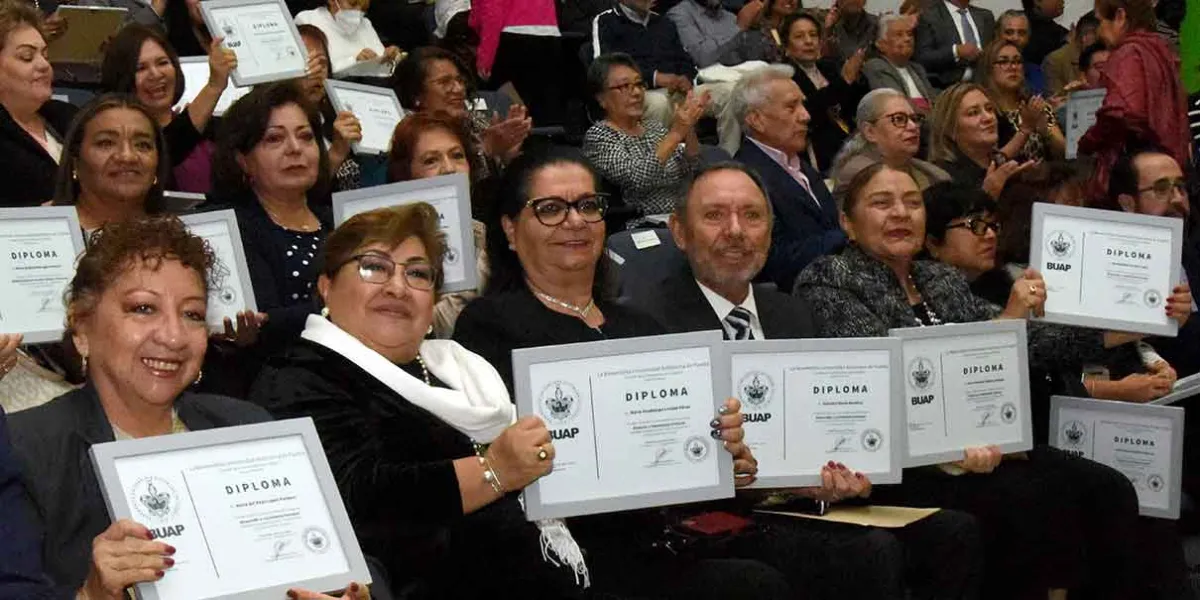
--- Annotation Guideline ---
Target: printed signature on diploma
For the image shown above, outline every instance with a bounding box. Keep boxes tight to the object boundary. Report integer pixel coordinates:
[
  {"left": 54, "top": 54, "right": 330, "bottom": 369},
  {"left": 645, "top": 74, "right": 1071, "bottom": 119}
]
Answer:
[
  {"left": 650, "top": 446, "right": 669, "bottom": 466},
  {"left": 269, "top": 540, "right": 288, "bottom": 561}
]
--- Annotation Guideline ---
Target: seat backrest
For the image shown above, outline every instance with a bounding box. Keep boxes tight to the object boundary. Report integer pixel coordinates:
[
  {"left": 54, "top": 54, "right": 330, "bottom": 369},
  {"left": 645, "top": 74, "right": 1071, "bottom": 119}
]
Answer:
[{"left": 605, "top": 227, "right": 687, "bottom": 302}]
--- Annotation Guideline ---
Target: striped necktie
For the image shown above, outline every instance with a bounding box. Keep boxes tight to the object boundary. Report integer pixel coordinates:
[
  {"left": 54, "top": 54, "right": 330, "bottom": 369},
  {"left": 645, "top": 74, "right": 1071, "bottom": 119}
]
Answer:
[{"left": 724, "top": 307, "right": 754, "bottom": 340}]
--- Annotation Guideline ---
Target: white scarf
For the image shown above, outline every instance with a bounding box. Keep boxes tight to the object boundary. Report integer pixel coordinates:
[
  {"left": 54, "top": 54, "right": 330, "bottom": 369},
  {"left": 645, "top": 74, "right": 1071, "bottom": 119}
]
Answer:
[{"left": 301, "top": 315, "right": 589, "bottom": 587}]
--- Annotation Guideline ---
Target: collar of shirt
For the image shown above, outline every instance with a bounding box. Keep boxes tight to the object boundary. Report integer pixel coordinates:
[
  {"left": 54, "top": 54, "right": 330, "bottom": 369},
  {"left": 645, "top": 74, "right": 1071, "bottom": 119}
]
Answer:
[
  {"left": 746, "top": 136, "right": 815, "bottom": 194},
  {"left": 697, "top": 280, "right": 765, "bottom": 340},
  {"left": 618, "top": 3, "right": 652, "bottom": 26}
]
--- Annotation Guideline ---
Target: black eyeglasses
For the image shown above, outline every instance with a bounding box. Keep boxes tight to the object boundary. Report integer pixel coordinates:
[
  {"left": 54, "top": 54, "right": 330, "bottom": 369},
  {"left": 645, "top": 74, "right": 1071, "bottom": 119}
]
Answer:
[
  {"left": 526, "top": 194, "right": 610, "bottom": 227},
  {"left": 341, "top": 253, "right": 438, "bottom": 291},
  {"left": 1137, "top": 178, "right": 1187, "bottom": 197},
  {"left": 606, "top": 80, "right": 647, "bottom": 95},
  {"left": 946, "top": 217, "right": 1001, "bottom": 236},
  {"left": 993, "top": 57, "right": 1023, "bottom": 67},
  {"left": 878, "top": 111, "right": 925, "bottom": 128}
]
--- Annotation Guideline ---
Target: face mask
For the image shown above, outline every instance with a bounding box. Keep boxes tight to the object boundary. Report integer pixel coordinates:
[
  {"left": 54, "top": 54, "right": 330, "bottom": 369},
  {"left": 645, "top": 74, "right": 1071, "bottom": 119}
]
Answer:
[{"left": 334, "top": 3, "right": 364, "bottom": 33}]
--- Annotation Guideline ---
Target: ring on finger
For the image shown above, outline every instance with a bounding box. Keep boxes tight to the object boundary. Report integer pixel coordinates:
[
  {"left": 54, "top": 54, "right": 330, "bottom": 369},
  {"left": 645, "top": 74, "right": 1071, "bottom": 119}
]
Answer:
[{"left": 536, "top": 446, "right": 548, "bottom": 461}]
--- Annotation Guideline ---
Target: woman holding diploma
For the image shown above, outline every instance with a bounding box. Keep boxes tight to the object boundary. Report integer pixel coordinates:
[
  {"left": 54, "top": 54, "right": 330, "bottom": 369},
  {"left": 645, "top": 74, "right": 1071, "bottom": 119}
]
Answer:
[
  {"left": 794, "top": 162, "right": 1189, "bottom": 599},
  {"left": 297, "top": 24, "right": 366, "bottom": 192},
  {"left": 5, "top": 216, "right": 368, "bottom": 599}
]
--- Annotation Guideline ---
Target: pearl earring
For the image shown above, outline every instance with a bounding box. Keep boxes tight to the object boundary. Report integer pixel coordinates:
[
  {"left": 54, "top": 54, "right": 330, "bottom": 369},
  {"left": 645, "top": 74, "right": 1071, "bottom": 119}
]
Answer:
[{"left": 321, "top": 307, "right": 330, "bottom": 318}]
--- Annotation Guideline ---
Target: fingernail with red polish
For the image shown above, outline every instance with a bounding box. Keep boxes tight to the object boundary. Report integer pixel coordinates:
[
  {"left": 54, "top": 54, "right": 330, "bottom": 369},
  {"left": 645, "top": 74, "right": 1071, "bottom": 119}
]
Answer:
[
  {"left": 165, "top": 545, "right": 176, "bottom": 555},
  {"left": 164, "top": 557, "right": 175, "bottom": 568},
  {"left": 287, "top": 591, "right": 298, "bottom": 600},
  {"left": 155, "top": 571, "right": 165, "bottom": 579},
  {"left": 350, "top": 583, "right": 360, "bottom": 593}
]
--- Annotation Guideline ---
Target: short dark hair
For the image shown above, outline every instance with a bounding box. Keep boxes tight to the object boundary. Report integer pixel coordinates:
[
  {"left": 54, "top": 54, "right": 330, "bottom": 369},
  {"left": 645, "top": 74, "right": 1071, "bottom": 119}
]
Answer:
[
  {"left": 1076, "top": 10, "right": 1099, "bottom": 33},
  {"left": 1078, "top": 42, "right": 1108, "bottom": 71},
  {"left": 922, "top": 181, "right": 998, "bottom": 243},
  {"left": 386, "top": 111, "right": 478, "bottom": 183},
  {"left": 1095, "top": 0, "right": 1156, "bottom": 32},
  {"left": 391, "top": 46, "right": 476, "bottom": 110},
  {"left": 994, "top": 161, "right": 1086, "bottom": 263},
  {"left": 211, "top": 82, "right": 331, "bottom": 203},
  {"left": 587, "top": 52, "right": 641, "bottom": 99},
  {"left": 839, "top": 161, "right": 890, "bottom": 215},
  {"left": 781, "top": 11, "right": 823, "bottom": 43},
  {"left": 100, "top": 24, "right": 186, "bottom": 106},
  {"left": 1107, "top": 144, "right": 1174, "bottom": 204},
  {"left": 675, "top": 161, "right": 773, "bottom": 221}
]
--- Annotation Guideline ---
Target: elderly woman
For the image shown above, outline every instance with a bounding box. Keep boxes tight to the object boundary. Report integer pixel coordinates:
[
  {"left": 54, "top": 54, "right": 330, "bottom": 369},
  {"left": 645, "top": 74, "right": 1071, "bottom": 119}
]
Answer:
[
  {"left": 831, "top": 88, "right": 949, "bottom": 195},
  {"left": 6, "top": 216, "right": 367, "bottom": 600},
  {"left": 927, "top": 83, "right": 1036, "bottom": 199},
  {"left": 974, "top": 40, "right": 1064, "bottom": 162},
  {"left": 295, "top": 0, "right": 401, "bottom": 77},
  {"left": 248, "top": 204, "right": 606, "bottom": 597},
  {"left": 391, "top": 47, "right": 530, "bottom": 181},
  {"left": 795, "top": 162, "right": 1191, "bottom": 599},
  {"left": 582, "top": 53, "right": 706, "bottom": 220},
  {"left": 297, "top": 24, "right": 365, "bottom": 191},
  {"left": 0, "top": 1, "right": 77, "bottom": 207}
]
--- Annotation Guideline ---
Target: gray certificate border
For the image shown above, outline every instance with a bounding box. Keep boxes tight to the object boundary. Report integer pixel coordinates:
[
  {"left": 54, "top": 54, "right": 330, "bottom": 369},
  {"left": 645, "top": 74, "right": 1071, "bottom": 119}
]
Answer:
[
  {"left": 323, "top": 80, "right": 406, "bottom": 155},
  {"left": 1049, "top": 395, "right": 1184, "bottom": 519},
  {"left": 179, "top": 210, "right": 258, "bottom": 333},
  {"left": 200, "top": 0, "right": 308, "bottom": 87},
  {"left": 331, "top": 173, "right": 476, "bottom": 293},
  {"left": 0, "top": 206, "right": 85, "bottom": 344},
  {"left": 176, "top": 56, "right": 245, "bottom": 116},
  {"left": 1063, "top": 88, "right": 1106, "bottom": 159},
  {"left": 889, "top": 320, "right": 1034, "bottom": 467},
  {"left": 726, "top": 337, "right": 905, "bottom": 488},
  {"left": 88, "top": 418, "right": 372, "bottom": 599},
  {"left": 1029, "top": 202, "right": 1184, "bottom": 337},
  {"left": 513, "top": 330, "right": 735, "bottom": 521}
]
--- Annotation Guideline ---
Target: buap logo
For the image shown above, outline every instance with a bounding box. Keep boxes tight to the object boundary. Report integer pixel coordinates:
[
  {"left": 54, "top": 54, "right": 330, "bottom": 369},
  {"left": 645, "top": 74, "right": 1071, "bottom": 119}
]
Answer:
[
  {"left": 1062, "top": 420, "right": 1086, "bottom": 447},
  {"left": 1147, "top": 474, "right": 1165, "bottom": 492},
  {"left": 130, "top": 477, "right": 180, "bottom": 523},
  {"left": 738, "top": 371, "right": 773, "bottom": 408},
  {"left": 444, "top": 245, "right": 461, "bottom": 266},
  {"left": 861, "top": 429, "right": 883, "bottom": 452},
  {"left": 540, "top": 382, "right": 581, "bottom": 424},
  {"left": 1046, "top": 230, "right": 1076, "bottom": 259},
  {"left": 1000, "top": 403, "right": 1018, "bottom": 424},
  {"left": 908, "top": 357, "right": 935, "bottom": 391},
  {"left": 303, "top": 526, "right": 331, "bottom": 554},
  {"left": 684, "top": 436, "right": 710, "bottom": 462},
  {"left": 1144, "top": 289, "right": 1163, "bottom": 308}
]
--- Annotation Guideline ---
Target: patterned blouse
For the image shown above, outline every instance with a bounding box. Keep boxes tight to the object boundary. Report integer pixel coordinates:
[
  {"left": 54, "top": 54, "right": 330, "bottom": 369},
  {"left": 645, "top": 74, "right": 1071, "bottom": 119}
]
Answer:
[
  {"left": 1000, "top": 102, "right": 1059, "bottom": 162},
  {"left": 582, "top": 119, "right": 695, "bottom": 217}
]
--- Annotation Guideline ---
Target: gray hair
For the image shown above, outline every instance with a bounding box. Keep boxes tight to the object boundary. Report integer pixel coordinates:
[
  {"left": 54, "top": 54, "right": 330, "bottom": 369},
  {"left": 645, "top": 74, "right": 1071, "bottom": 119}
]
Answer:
[
  {"left": 830, "top": 88, "right": 910, "bottom": 174},
  {"left": 998, "top": 9, "right": 1027, "bottom": 25},
  {"left": 728, "top": 64, "right": 796, "bottom": 129},
  {"left": 876, "top": 13, "right": 910, "bottom": 42}
]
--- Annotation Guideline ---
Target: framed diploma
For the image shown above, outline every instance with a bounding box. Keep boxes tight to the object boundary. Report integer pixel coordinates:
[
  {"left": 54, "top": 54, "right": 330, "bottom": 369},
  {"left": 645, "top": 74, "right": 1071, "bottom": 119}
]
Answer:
[
  {"left": 46, "top": 6, "right": 127, "bottom": 64},
  {"left": 178, "top": 210, "right": 258, "bottom": 334},
  {"left": 1030, "top": 203, "right": 1183, "bottom": 337},
  {"left": 889, "top": 321, "right": 1033, "bottom": 467},
  {"left": 728, "top": 338, "right": 905, "bottom": 488},
  {"left": 1063, "top": 88, "right": 1105, "bottom": 159},
  {"left": 1149, "top": 383, "right": 1200, "bottom": 406},
  {"left": 332, "top": 173, "right": 475, "bottom": 293},
  {"left": 324, "top": 80, "right": 405, "bottom": 155},
  {"left": 0, "top": 207, "right": 86, "bottom": 344},
  {"left": 161, "top": 191, "right": 208, "bottom": 214},
  {"left": 200, "top": 0, "right": 308, "bottom": 87},
  {"left": 174, "top": 56, "right": 251, "bottom": 116},
  {"left": 1050, "top": 396, "right": 1184, "bottom": 518},
  {"left": 89, "top": 418, "right": 372, "bottom": 599},
  {"left": 513, "top": 331, "right": 735, "bottom": 520}
]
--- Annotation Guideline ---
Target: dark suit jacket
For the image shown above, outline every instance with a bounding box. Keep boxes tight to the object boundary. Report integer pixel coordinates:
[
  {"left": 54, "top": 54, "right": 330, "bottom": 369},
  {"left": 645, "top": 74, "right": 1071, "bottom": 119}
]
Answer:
[
  {"left": 792, "top": 59, "right": 868, "bottom": 175},
  {"left": 0, "top": 408, "right": 58, "bottom": 599},
  {"left": 863, "top": 57, "right": 939, "bottom": 101},
  {"left": 914, "top": 1, "right": 995, "bottom": 89},
  {"left": 0, "top": 100, "right": 78, "bottom": 208},
  {"left": 734, "top": 137, "right": 846, "bottom": 292},
  {"left": 8, "top": 386, "right": 270, "bottom": 593},
  {"left": 628, "top": 265, "right": 819, "bottom": 339},
  {"left": 1148, "top": 240, "right": 1200, "bottom": 377}
]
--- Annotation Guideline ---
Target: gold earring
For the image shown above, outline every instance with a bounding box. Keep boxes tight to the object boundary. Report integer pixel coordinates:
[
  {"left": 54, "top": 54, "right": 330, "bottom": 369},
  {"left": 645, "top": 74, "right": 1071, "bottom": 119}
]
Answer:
[{"left": 194, "top": 370, "right": 203, "bottom": 385}]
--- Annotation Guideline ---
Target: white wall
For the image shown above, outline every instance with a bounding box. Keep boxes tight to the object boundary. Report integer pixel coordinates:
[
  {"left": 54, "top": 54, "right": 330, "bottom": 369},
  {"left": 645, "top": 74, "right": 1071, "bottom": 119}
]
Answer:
[{"left": 802, "top": 0, "right": 1094, "bottom": 31}]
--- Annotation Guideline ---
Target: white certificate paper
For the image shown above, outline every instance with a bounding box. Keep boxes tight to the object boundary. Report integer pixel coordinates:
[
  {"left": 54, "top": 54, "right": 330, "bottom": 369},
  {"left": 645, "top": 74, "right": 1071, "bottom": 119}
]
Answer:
[
  {"left": 179, "top": 211, "right": 258, "bottom": 333},
  {"left": 1030, "top": 203, "right": 1183, "bottom": 337},
  {"left": 89, "top": 419, "right": 371, "bottom": 600},
  {"left": 332, "top": 174, "right": 475, "bottom": 293},
  {"left": 201, "top": 0, "right": 308, "bottom": 86},
  {"left": 513, "top": 331, "right": 734, "bottom": 520},
  {"left": 174, "top": 56, "right": 251, "bottom": 116},
  {"left": 729, "top": 338, "right": 904, "bottom": 488},
  {"left": 1050, "top": 396, "right": 1184, "bottom": 518},
  {"left": 0, "top": 207, "right": 85, "bottom": 344},
  {"left": 1064, "top": 88, "right": 1105, "bottom": 159},
  {"left": 325, "top": 81, "right": 405, "bottom": 155},
  {"left": 889, "top": 321, "right": 1033, "bottom": 467}
]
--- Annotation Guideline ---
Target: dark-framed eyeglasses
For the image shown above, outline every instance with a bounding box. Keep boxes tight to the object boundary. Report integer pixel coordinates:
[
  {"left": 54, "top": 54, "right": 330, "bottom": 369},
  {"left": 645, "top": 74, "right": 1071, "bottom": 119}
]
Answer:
[
  {"left": 878, "top": 111, "right": 925, "bottom": 128},
  {"left": 606, "top": 80, "right": 647, "bottom": 95},
  {"left": 525, "top": 194, "right": 610, "bottom": 227},
  {"left": 993, "top": 57, "right": 1023, "bottom": 67},
  {"left": 946, "top": 217, "right": 1002, "bottom": 236},
  {"left": 341, "top": 253, "right": 438, "bottom": 291},
  {"left": 1137, "top": 178, "right": 1187, "bottom": 197}
]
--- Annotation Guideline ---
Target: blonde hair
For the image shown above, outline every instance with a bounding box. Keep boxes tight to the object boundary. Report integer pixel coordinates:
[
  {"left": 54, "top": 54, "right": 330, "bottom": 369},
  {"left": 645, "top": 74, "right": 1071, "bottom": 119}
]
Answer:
[
  {"left": 0, "top": 0, "right": 44, "bottom": 51},
  {"left": 927, "top": 82, "right": 990, "bottom": 164}
]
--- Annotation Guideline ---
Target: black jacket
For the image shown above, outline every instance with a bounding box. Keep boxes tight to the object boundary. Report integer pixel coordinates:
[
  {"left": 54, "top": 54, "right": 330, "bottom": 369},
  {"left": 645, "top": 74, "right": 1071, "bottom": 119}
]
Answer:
[
  {"left": 791, "top": 60, "right": 868, "bottom": 175},
  {"left": 592, "top": 2, "right": 698, "bottom": 83},
  {"left": 7, "top": 386, "right": 269, "bottom": 594},
  {"left": 0, "top": 408, "right": 59, "bottom": 599},
  {"left": 0, "top": 100, "right": 77, "bottom": 207}
]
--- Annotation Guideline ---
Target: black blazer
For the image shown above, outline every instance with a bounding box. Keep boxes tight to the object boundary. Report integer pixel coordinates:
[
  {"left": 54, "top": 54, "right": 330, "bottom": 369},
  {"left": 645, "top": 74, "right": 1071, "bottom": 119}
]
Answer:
[
  {"left": 0, "top": 100, "right": 78, "bottom": 208},
  {"left": 734, "top": 137, "right": 846, "bottom": 292},
  {"left": 791, "top": 59, "right": 868, "bottom": 175},
  {"left": 7, "top": 386, "right": 270, "bottom": 594},
  {"left": 628, "top": 264, "right": 819, "bottom": 339},
  {"left": 914, "top": 1, "right": 995, "bottom": 89},
  {"left": 0, "top": 408, "right": 57, "bottom": 599}
]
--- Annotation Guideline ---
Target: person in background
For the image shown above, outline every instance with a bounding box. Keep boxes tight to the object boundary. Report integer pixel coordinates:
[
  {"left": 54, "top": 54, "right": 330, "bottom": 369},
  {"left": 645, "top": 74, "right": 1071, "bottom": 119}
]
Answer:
[
  {"left": 0, "top": 406, "right": 58, "bottom": 598},
  {"left": 583, "top": 52, "right": 705, "bottom": 220},
  {"left": 831, "top": 88, "right": 950, "bottom": 194},
  {"left": 667, "top": 0, "right": 741, "bottom": 69},
  {"left": 822, "top": 0, "right": 878, "bottom": 63},
  {"left": 735, "top": 0, "right": 797, "bottom": 35},
  {"left": 1042, "top": 11, "right": 1098, "bottom": 96},
  {"left": 296, "top": 24, "right": 365, "bottom": 191},
  {"left": 470, "top": 0, "right": 566, "bottom": 127},
  {"left": 1077, "top": 0, "right": 1188, "bottom": 203},
  {"left": 926, "top": 82, "right": 1035, "bottom": 197},
  {"left": 1021, "top": 0, "right": 1067, "bottom": 65},
  {"left": 0, "top": 0, "right": 77, "bottom": 207},
  {"left": 864, "top": 13, "right": 939, "bottom": 112},
  {"left": 975, "top": 40, "right": 1064, "bottom": 162},
  {"left": 294, "top": 0, "right": 401, "bottom": 77},
  {"left": 994, "top": 10, "right": 1045, "bottom": 94},
  {"left": 914, "top": 0, "right": 995, "bottom": 89},
  {"left": 782, "top": 12, "right": 868, "bottom": 173},
  {"left": 98, "top": 24, "right": 236, "bottom": 193}
]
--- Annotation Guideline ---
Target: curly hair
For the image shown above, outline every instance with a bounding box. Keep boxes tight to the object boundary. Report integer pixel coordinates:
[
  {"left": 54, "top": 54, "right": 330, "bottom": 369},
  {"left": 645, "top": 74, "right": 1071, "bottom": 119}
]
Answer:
[
  {"left": 385, "top": 111, "right": 478, "bottom": 183},
  {"left": 319, "top": 204, "right": 447, "bottom": 298},
  {"left": 100, "top": 24, "right": 186, "bottom": 106}
]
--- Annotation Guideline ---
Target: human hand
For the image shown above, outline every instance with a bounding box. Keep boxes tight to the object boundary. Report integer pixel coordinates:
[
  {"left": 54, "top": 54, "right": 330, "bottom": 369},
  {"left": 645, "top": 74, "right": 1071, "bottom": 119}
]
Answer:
[
  {"left": 670, "top": 90, "right": 710, "bottom": 136},
  {"left": 1003, "top": 267, "right": 1046, "bottom": 319},
  {"left": 1166, "top": 284, "right": 1192, "bottom": 328},
  {"left": 713, "top": 397, "right": 757, "bottom": 487},
  {"left": 217, "top": 310, "right": 267, "bottom": 348},
  {"left": 1116, "top": 373, "right": 1173, "bottom": 403},
  {"left": 383, "top": 46, "right": 402, "bottom": 63},
  {"left": 982, "top": 158, "right": 1035, "bottom": 199},
  {"left": 482, "top": 105, "right": 531, "bottom": 163},
  {"left": 824, "top": 4, "right": 840, "bottom": 29},
  {"left": 792, "top": 462, "right": 872, "bottom": 502},
  {"left": 1146, "top": 360, "right": 1177, "bottom": 385},
  {"left": 44, "top": 11, "right": 68, "bottom": 42},
  {"left": 286, "top": 582, "right": 371, "bottom": 600},
  {"left": 207, "top": 37, "right": 238, "bottom": 90},
  {"left": 487, "top": 415, "right": 554, "bottom": 491},
  {"left": 305, "top": 53, "right": 328, "bottom": 82},
  {"left": 842, "top": 47, "right": 867, "bottom": 83},
  {"left": 332, "top": 111, "right": 363, "bottom": 146},
  {"left": 657, "top": 73, "right": 693, "bottom": 94},
  {"left": 0, "top": 333, "right": 20, "bottom": 380},
  {"left": 83, "top": 520, "right": 174, "bottom": 600},
  {"left": 954, "top": 445, "right": 1002, "bottom": 473},
  {"left": 956, "top": 43, "right": 980, "bottom": 61},
  {"left": 356, "top": 48, "right": 379, "bottom": 62},
  {"left": 1020, "top": 95, "right": 1049, "bottom": 131}
]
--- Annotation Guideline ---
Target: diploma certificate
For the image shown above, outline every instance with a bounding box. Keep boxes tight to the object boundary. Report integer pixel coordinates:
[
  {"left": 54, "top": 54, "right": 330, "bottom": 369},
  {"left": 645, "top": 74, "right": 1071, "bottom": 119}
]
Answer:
[
  {"left": 0, "top": 207, "right": 85, "bottom": 344},
  {"left": 179, "top": 211, "right": 258, "bottom": 334},
  {"left": 1064, "top": 88, "right": 1105, "bottom": 159},
  {"left": 1050, "top": 396, "right": 1184, "bottom": 518},
  {"left": 889, "top": 321, "right": 1033, "bottom": 467},
  {"left": 513, "top": 331, "right": 735, "bottom": 520},
  {"left": 201, "top": 0, "right": 307, "bottom": 86},
  {"left": 324, "top": 81, "right": 405, "bottom": 155},
  {"left": 1030, "top": 203, "right": 1183, "bottom": 336},
  {"left": 174, "top": 56, "right": 251, "bottom": 116},
  {"left": 332, "top": 174, "right": 475, "bottom": 293},
  {"left": 89, "top": 419, "right": 372, "bottom": 599},
  {"left": 728, "top": 338, "right": 904, "bottom": 488}
]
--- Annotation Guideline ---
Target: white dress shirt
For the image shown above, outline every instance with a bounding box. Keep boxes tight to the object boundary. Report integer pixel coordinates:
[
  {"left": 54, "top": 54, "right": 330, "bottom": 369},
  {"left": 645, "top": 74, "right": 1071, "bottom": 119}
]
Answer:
[
  {"left": 697, "top": 281, "right": 765, "bottom": 340},
  {"left": 895, "top": 64, "right": 924, "bottom": 99}
]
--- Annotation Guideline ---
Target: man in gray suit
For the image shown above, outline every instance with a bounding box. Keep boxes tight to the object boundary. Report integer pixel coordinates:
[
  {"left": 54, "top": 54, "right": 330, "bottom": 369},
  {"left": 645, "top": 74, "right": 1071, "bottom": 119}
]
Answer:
[
  {"left": 914, "top": 0, "right": 995, "bottom": 89},
  {"left": 863, "top": 13, "right": 939, "bottom": 111}
]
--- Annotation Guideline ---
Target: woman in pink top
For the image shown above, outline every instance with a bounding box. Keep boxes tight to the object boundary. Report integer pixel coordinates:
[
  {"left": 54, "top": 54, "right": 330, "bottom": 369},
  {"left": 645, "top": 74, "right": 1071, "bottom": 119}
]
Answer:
[{"left": 470, "top": 0, "right": 565, "bottom": 127}]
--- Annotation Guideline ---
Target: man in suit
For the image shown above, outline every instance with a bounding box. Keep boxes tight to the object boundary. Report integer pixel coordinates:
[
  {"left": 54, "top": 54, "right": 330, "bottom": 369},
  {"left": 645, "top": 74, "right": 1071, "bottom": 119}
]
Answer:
[
  {"left": 0, "top": 407, "right": 57, "bottom": 599},
  {"left": 914, "top": 0, "right": 995, "bottom": 89},
  {"left": 731, "top": 65, "right": 845, "bottom": 292},
  {"left": 864, "top": 13, "right": 939, "bottom": 111}
]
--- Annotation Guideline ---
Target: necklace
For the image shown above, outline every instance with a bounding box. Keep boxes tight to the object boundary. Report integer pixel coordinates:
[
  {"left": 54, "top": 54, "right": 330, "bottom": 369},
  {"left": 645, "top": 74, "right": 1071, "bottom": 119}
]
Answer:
[
  {"left": 262, "top": 202, "right": 320, "bottom": 232},
  {"left": 531, "top": 287, "right": 595, "bottom": 319},
  {"left": 906, "top": 275, "right": 943, "bottom": 327},
  {"left": 414, "top": 354, "right": 431, "bottom": 386}
]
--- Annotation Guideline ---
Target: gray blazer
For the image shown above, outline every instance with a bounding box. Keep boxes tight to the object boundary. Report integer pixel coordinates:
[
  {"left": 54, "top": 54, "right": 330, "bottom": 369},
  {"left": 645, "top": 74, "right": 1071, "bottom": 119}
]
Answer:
[
  {"left": 914, "top": 1, "right": 995, "bottom": 89},
  {"left": 863, "top": 57, "right": 940, "bottom": 102}
]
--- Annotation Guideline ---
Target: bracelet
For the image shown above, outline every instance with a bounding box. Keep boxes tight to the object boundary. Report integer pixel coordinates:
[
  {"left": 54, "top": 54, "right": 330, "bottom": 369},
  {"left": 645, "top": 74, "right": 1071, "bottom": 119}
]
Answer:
[{"left": 478, "top": 455, "right": 505, "bottom": 495}]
